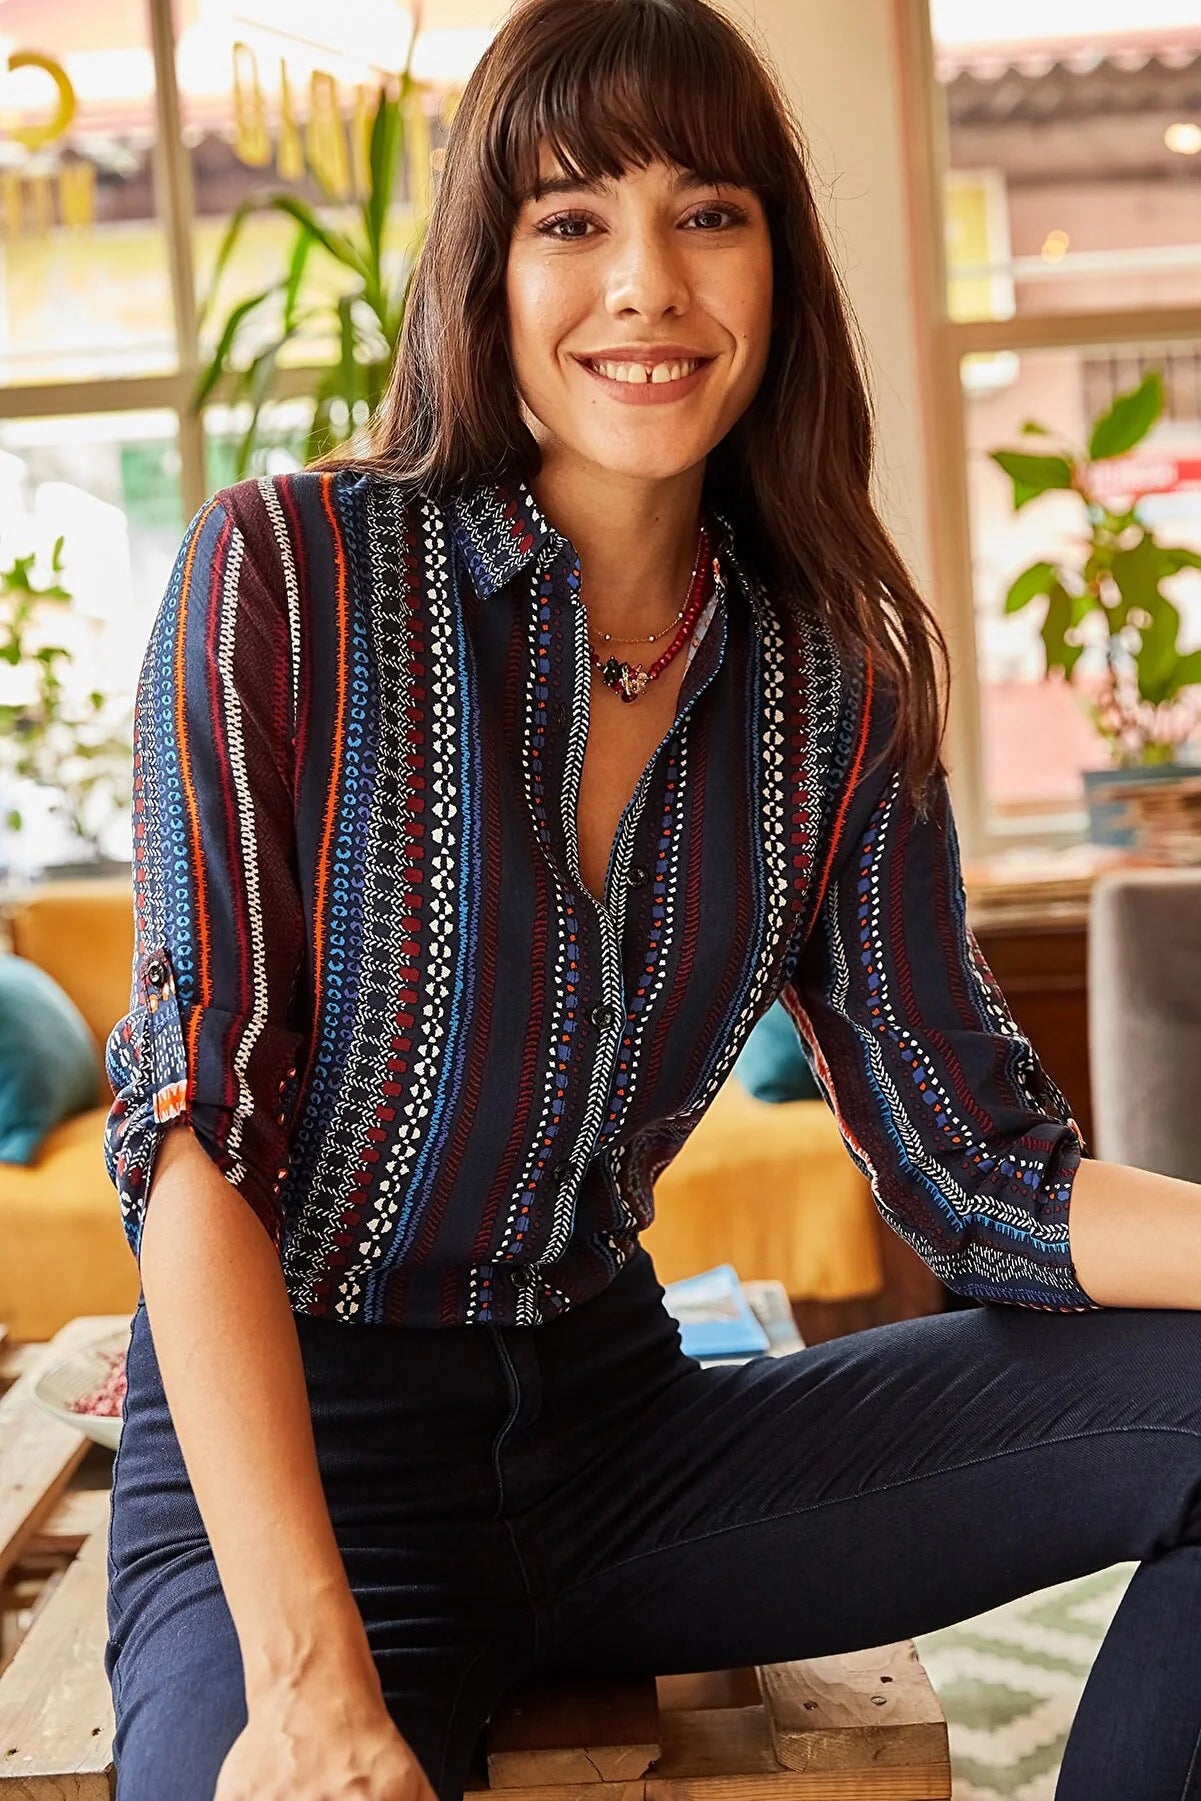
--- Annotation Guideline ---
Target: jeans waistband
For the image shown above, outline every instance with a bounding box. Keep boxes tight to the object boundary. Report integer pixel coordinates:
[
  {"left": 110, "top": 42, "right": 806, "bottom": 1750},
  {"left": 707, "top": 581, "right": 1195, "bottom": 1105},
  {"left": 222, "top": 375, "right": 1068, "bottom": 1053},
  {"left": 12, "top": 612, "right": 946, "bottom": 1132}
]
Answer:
[{"left": 290, "top": 1241, "right": 682, "bottom": 1427}]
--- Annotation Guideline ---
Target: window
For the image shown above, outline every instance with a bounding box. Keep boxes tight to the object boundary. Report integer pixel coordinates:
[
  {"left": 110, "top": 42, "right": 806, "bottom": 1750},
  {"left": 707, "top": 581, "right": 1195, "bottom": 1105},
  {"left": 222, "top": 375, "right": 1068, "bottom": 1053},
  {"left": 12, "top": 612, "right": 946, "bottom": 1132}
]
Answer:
[
  {"left": 911, "top": 0, "right": 1201, "bottom": 850},
  {"left": 0, "top": 0, "right": 463, "bottom": 877}
]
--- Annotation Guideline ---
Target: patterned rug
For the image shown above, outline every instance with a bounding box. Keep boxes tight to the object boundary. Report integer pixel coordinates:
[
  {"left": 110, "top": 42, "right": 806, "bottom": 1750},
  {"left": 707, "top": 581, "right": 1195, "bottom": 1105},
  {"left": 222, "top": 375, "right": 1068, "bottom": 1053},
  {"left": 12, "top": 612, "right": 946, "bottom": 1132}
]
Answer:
[{"left": 912, "top": 1562, "right": 1138, "bottom": 1799}]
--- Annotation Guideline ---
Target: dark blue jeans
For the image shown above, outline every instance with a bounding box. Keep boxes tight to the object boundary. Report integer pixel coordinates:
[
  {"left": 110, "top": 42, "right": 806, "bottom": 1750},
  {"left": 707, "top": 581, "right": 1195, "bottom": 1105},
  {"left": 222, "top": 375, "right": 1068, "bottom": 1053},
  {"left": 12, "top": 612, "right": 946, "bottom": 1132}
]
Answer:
[{"left": 105, "top": 1242, "right": 1201, "bottom": 1801}]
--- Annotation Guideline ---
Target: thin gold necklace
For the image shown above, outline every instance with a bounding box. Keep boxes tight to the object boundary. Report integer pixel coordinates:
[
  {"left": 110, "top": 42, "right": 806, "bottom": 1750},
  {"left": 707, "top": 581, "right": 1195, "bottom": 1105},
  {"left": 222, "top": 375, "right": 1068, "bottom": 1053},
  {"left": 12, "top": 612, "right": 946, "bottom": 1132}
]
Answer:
[{"left": 588, "top": 530, "right": 704, "bottom": 646}]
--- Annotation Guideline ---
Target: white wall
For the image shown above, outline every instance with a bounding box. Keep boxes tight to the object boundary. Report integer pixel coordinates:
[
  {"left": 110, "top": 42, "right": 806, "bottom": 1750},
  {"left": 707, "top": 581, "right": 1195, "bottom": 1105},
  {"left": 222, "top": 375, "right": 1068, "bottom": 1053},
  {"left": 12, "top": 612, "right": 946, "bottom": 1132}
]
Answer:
[{"left": 730, "top": 0, "right": 933, "bottom": 597}]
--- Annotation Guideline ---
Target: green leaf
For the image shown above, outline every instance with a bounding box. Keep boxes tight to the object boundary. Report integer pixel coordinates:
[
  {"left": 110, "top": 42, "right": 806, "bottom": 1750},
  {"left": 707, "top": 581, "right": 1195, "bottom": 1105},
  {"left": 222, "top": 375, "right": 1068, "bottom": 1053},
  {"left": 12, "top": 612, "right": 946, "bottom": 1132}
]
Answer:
[
  {"left": 192, "top": 281, "right": 284, "bottom": 410},
  {"left": 283, "top": 230, "right": 315, "bottom": 335},
  {"left": 1110, "top": 533, "right": 1163, "bottom": 633},
  {"left": 365, "top": 87, "right": 403, "bottom": 269},
  {"left": 1135, "top": 590, "right": 1181, "bottom": 703},
  {"left": 1088, "top": 370, "right": 1163, "bottom": 462},
  {"left": 1040, "top": 579, "right": 1084, "bottom": 677},
  {"left": 1159, "top": 544, "right": 1201, "bottom": 575},
  {"left": 337, "top": 291, "right": 358, "bottom": 410},
  {"left": 263, "top": 195, "right": 369, "bottom": 282},
  {"left": 196, "top": 195, "right": 262, "bottom": 335},
  {"left": 233, "top": 342, "right": 284, "bottom": 477},
  {"left": 1004, "top": 560, "right": 1057, "bottom": 613},
  {"left": 990, "top": 449, "right": 1075, "bottom": 510}
]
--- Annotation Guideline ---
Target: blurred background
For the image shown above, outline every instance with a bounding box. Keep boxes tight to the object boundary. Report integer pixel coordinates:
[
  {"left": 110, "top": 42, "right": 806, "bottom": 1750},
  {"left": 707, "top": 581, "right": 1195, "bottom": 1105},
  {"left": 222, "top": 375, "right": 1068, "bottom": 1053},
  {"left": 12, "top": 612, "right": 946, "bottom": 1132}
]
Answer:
[{"left": 0, "top": 0, "right": 1198, "bottom": 875}]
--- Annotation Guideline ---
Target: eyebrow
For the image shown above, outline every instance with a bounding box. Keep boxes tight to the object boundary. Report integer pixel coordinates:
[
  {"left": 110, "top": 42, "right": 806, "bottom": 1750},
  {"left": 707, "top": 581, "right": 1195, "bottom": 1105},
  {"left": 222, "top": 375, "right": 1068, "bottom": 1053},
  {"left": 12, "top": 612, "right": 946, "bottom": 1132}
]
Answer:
[{"left": 526, "top": 168, "right": 727, "bottom": 204}]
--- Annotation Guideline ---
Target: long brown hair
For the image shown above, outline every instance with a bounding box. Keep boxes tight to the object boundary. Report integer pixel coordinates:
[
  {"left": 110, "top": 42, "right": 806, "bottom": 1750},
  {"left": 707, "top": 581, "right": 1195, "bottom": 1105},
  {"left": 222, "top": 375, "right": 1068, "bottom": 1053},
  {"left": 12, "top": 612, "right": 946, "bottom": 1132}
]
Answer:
[{"left": 312, "top": 0, "right": 950, "bottom": 803}]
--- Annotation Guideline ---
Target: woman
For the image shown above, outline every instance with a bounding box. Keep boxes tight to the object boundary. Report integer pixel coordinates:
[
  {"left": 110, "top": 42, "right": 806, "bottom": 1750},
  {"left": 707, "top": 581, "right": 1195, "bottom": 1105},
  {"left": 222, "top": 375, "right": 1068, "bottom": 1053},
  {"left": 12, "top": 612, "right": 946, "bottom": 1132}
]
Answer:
[{"left": 102, "top": 0, "right": 1201, "bottom": 1797}]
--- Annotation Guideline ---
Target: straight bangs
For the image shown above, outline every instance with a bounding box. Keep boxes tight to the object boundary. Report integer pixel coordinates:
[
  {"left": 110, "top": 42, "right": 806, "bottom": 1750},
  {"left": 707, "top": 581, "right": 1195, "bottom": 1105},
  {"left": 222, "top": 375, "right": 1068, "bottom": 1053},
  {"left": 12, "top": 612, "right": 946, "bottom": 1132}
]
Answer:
[{"left": 493, "top": 5, "right": 783, "bottom": 217}]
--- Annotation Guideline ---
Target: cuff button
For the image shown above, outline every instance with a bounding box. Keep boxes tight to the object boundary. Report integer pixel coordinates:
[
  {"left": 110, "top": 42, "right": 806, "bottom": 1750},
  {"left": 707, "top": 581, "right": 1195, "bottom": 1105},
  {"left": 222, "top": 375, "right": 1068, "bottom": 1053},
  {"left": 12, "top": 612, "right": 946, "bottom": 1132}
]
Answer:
[{"left": 146, "top": 957, "right": 168, "bottom": 987}]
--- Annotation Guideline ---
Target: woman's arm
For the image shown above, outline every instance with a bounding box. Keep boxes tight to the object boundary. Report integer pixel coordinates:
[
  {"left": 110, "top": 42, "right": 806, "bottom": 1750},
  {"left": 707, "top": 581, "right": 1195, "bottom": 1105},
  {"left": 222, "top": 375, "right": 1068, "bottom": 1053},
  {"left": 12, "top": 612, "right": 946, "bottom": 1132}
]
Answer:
[
  {"left": 1068, "top": 1158, "right": 1201, "bottom": 1310},
  {"left": 780, "top": 653, "right": 1101, "bottom": 1313},
  {"left": 139, "top": 1120, "right": 379, "bottom": 1707},
  {"left": 141, "top": 1124, "right": 439, "bottom": 1800},
  {"left": 103, "top": 483, "right": 440, "bottom": 1794}
]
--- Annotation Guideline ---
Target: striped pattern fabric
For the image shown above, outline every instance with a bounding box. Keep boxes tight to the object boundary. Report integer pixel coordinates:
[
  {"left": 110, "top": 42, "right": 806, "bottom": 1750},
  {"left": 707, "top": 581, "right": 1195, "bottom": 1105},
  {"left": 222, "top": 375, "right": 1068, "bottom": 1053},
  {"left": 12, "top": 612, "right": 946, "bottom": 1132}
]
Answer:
[{"left": 102, "top": 467, "right": 1102, "bottom": 1326}]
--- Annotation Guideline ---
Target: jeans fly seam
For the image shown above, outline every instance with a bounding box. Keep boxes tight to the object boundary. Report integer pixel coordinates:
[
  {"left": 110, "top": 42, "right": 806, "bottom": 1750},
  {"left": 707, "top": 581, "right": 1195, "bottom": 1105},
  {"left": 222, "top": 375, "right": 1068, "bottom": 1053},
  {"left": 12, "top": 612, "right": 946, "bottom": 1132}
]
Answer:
[
  {"left": 490, "top": 1332, "right": 522, "bottom": 1521},
  {"left": 548, "top": 1421, "right": 1201, "bottom": 1600}
]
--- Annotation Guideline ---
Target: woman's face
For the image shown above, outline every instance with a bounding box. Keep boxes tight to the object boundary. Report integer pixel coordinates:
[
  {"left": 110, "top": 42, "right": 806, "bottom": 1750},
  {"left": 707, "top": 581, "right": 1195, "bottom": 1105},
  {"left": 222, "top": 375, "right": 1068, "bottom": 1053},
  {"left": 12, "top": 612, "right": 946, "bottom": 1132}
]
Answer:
[{"left": 505, "top": 146, "right": 773, "bottom": 483}]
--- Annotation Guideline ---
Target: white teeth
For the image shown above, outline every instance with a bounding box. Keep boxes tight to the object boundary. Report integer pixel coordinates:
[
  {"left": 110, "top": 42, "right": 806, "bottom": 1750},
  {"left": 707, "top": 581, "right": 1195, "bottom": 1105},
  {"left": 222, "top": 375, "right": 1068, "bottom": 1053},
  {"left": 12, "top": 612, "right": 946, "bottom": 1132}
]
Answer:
[{"left": 589, "top": 358, "right": 701, "bottom": 384}]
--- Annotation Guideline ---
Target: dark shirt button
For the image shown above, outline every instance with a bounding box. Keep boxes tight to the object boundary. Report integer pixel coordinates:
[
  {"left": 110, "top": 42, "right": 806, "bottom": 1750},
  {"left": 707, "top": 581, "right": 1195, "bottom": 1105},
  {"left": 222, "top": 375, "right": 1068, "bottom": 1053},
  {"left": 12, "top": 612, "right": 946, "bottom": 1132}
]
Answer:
[
  {"left": 589, "top": 1002, "right": 616, "bottom": 1029},
  {"left": 550, "top": 1160, "right": 575, "bottom": 1187},
  {"left": 146, "top": 957, "right": 168, "bottom": 987},
  {"left": 627, "top": 864, "right": 649, "bottom": 887}
]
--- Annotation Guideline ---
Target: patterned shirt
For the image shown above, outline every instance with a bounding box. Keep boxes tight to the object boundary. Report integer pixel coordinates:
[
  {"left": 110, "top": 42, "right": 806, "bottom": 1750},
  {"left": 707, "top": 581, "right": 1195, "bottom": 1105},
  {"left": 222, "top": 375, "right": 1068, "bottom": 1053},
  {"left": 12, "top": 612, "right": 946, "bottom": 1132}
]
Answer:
[{"left": 102, "top": 467, "right": 1102, "bottom": 1326}]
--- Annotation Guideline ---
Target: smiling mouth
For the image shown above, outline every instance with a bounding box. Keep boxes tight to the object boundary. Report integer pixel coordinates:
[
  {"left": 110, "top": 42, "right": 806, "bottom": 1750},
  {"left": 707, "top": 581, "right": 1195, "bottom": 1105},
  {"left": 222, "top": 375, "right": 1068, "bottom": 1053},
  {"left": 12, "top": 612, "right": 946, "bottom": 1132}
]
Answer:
[{"left": 579, "top": 356, "right": 714, "bottom": 385}]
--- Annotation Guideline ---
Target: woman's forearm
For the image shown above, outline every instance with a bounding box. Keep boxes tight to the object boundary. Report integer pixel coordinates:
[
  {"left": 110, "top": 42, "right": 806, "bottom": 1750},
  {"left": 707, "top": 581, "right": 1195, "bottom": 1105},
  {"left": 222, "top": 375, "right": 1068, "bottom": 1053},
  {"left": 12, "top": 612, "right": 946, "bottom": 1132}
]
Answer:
[
  {"left": 137, "top": 1123, "right": 380, "bottom": 1709},
  {"left": 1067, "top": 1156, "right": 1201, "bottom": 1310}
]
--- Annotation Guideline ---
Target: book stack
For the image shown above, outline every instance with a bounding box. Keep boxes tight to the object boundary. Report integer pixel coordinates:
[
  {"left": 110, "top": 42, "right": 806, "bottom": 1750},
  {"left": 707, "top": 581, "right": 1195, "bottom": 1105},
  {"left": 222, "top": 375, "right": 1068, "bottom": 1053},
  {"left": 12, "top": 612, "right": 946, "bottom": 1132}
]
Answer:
[{"left": 661, "top": 1263, "right": 805, "bottom": 1363}]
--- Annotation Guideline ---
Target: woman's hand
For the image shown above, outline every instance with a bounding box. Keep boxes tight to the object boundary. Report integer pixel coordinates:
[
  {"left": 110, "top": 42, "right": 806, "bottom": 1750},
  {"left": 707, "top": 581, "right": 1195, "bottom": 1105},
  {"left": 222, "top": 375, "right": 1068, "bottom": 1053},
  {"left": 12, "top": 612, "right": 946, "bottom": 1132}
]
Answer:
[{"left": 214, "top": 1679, "right": 440, "bottom": 1801}]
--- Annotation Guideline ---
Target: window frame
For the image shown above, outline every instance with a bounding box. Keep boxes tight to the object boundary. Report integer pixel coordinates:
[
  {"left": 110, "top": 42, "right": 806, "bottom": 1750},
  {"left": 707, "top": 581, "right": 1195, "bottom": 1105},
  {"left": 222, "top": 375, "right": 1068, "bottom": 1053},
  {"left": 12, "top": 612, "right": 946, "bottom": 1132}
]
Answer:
[{"left": 895, "top": 0, "right": 1201, "bottom": 860}]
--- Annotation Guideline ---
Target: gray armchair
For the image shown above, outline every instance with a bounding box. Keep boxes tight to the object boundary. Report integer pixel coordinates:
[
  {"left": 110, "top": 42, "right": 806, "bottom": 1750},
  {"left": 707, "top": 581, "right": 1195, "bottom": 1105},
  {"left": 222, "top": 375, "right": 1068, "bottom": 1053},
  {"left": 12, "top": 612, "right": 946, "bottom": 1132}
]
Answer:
[{"left": 1088, "top": 867, "right": 1201, "bottom": 1181}]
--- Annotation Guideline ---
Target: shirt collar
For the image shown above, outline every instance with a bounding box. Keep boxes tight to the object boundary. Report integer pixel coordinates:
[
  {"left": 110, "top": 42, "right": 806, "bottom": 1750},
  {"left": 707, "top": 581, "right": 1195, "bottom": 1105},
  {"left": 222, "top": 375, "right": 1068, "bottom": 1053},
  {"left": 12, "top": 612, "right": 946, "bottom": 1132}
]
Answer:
[{"left": 447, "top": 468, "right": 766, "bottom": 626}]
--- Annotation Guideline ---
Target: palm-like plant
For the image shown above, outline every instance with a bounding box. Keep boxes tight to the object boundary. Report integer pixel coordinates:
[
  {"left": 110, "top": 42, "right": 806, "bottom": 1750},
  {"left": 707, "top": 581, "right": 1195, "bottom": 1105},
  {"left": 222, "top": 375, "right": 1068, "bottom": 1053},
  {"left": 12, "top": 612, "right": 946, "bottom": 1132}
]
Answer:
[{"left": 194, "top": 42, "right": 428, "bottom": 475}]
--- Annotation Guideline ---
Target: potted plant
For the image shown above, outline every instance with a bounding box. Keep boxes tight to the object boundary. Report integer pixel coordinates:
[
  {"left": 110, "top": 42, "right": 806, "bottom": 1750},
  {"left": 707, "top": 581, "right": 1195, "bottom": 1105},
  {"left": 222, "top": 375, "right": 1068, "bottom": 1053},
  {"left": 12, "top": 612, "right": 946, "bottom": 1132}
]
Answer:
[
  {"left": 0, "top": 534, "right": 133, "bottom": 881},
  {"left": 194, "top": 49, "right": 429, "bottom": 476},
  {"left": 991, "top": 369, "right": 1201, "bottom": 844}
]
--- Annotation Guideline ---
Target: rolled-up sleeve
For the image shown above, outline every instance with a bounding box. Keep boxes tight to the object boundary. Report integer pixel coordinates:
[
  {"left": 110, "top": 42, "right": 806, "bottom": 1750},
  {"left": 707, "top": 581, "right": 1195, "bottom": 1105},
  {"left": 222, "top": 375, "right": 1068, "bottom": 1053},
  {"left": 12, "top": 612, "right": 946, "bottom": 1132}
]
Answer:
[
  {"left": 780, "top": 656, "right": 1102, "bottom": 1313},
  {"left": 103, "top": 481, "right": 308, "bottom": 1268}
]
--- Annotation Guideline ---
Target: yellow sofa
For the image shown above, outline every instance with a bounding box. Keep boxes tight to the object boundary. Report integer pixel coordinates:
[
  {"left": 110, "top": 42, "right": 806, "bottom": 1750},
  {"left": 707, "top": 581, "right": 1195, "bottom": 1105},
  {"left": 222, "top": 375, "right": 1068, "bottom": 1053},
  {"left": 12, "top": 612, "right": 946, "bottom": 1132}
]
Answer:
[{"left": 0, "top": 879, "right": 882, "bottom": 1343}]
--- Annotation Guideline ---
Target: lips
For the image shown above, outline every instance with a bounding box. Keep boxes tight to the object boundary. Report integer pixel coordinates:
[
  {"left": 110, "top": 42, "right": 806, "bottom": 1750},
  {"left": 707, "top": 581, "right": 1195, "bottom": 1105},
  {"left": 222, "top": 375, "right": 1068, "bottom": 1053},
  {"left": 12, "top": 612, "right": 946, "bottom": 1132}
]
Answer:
[{"left": 574, "top": 354, "right": 716, "bottom": 405}]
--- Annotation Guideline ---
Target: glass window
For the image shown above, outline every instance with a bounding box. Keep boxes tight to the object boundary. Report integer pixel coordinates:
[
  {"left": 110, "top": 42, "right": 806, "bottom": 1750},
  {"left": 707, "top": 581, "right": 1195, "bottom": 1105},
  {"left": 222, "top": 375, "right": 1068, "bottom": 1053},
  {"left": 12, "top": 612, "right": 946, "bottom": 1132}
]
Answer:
[
  {"left": 962, "top": 340, "right": 1201, "bottom": 823},
  {"left": 0, "top": 1, "right": 179, "bottom": 381},
  {"left": 0, "top": 409, "right": 184, "bottom": 872},
  {"left": 174, "top": 3, "right": 432, "bottom": 367},
  {"left": 931, "top": 3, "right": 1201, "bottom": 320}
]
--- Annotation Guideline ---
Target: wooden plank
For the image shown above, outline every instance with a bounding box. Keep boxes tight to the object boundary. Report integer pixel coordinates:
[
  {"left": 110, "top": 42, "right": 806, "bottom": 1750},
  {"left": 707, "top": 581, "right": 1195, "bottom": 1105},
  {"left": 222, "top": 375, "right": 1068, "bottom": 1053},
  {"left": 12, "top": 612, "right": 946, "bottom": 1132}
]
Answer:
[
  {"left": 756, "top": 1642, "right": 949, "bottom": 1778},
  {"left": 487, "top": 1675, "right": 661, "bottom": 1787},
  {"left": 0, "top": 1519, "right": 113, "bottom": 1797},
  {"left": 0, "top": 1316, "right": 128, "bottom": 1589},
  {"left": 648, "top": 1708, "right": 949, "bottom": 1799},
  {"left": 656, "top": 1670, "right": 761, "bottom": 1712},
  {"left": 25, "top": 1492, "right": 109, "bottom": 1560}
]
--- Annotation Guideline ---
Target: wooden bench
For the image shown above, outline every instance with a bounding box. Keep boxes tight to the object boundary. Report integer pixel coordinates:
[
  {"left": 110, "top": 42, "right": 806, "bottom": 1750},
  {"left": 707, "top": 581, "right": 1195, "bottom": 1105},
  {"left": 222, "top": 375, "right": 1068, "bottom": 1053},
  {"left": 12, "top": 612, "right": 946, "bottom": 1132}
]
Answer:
[
  {"left": 471, "top": 1652, "right": 951, "bottom": 1798},
  {"left": 0, "top": 1315, "right": 951, "bottom": 1799}
]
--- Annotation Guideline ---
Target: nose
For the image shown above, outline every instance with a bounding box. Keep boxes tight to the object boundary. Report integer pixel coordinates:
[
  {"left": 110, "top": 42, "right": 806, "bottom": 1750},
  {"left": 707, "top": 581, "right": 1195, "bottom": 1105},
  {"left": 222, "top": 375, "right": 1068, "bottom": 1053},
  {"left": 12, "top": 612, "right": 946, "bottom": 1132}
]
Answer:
[{"left": 603, "top": 221, "right": 691, "bottom": 321}]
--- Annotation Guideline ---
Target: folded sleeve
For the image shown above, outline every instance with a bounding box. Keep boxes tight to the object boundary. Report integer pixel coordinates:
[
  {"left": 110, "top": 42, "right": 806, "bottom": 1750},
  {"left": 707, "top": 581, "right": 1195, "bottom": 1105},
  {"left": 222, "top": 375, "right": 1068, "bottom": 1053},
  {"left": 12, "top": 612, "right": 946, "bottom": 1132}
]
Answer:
[
  {"left": 779, "top": 656, "right": 1102, "bottom": 1313},
  {"left": 103, "top": 480, "right": 309, "bottom": 1269}
]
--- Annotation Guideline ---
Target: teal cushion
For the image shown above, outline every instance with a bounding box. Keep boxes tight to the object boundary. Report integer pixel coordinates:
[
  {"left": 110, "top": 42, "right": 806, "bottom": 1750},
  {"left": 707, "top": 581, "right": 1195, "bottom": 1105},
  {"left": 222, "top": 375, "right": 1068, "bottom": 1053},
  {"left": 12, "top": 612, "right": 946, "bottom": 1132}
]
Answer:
[
  {"left": 0, "top": 952, "right": 101, "bottom": 1164},
  {"left": 733, "top": 998, "right": 823, "bottom": 1103}
]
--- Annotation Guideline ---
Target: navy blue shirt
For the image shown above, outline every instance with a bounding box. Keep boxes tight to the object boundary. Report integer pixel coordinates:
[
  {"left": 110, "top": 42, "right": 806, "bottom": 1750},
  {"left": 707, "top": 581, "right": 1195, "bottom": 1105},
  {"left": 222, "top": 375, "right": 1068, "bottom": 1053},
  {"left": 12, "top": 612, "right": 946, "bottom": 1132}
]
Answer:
[{"left": 103, "top": 466, "right": 1100, "bottom": 1325}]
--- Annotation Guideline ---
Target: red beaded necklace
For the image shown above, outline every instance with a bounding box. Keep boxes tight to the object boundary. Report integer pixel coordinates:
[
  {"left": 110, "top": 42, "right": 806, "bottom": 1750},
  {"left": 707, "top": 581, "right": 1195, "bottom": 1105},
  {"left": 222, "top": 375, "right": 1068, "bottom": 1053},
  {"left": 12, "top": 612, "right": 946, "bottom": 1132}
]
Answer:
[{"left": 586, "top": 521, "right": 715, "bottom": 704}]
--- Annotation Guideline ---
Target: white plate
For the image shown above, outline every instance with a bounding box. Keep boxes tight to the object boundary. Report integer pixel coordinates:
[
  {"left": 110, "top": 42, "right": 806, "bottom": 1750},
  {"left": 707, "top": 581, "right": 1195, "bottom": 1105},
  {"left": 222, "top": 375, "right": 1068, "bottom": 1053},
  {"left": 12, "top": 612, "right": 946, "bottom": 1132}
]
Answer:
[{"left": 32, "top": 1328, "right": 131, "bottom": 1451}]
